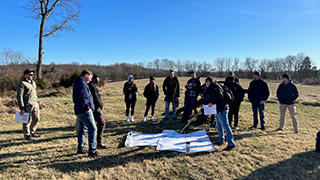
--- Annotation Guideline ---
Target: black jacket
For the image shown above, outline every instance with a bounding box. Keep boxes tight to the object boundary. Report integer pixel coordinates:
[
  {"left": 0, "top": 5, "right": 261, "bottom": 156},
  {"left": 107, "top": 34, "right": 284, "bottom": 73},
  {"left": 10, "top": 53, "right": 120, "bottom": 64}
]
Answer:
[
  {"left": 184, "top": 78, "right": 201, "bottom": 97},
  {"left": 203, "top": 82, "right": 228, "bottom": 113},
  {"left": 163, "top": 76, "right": 180, "bottom": 102},
  {"left": 226, "top": 82, "right": 245, "bottom": 103},
  {"left": 276, "top": 80, "right": 299, "bottom": 105},
  {"left": 123, "top": 82, "right": 138, "bottom": 102},
  {"left": 143, "top": 83, "right": 159, "bottom": 101},
  {"left": 88, "top": 82, "right": 103, "bottom": 109},
  {"left": 248, "top": 78, "right": 270, "bottom": 104}
]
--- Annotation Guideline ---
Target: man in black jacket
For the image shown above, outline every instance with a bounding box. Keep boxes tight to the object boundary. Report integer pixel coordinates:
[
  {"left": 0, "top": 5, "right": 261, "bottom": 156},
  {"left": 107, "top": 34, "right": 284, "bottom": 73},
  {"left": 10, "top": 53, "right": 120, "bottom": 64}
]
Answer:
[
  {"left": 88, "top": 73, "right": 107, "bottom": 149},
  {"left": 248, "top": 71, "right": 270, "bottom": 130},
  {"left": 163, "top": 69, "right": 180, "bottom": 120},
  {"left": 225, "top": 76, "right": 245, "bottom": 130},
  {"left": 276, "top": 74, "right": 299, "bottom": 133},
  {"left": 181, "top": 70, "right": 201, "bottom": 123},
  {"left": 203, "top": 77, "right": 236, "bottom": 151}
]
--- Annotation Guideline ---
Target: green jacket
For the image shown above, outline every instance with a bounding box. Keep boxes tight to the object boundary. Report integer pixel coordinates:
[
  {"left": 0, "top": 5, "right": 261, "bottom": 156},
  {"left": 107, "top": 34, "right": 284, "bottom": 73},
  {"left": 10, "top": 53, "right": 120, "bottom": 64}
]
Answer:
[{"left": 16, "top": 78, "right": 38, "bottom": 110}]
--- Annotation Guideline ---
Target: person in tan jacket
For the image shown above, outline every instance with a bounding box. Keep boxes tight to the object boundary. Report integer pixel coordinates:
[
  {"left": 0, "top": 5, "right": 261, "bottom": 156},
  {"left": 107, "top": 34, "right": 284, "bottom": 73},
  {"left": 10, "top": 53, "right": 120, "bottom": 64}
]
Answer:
[{"left": 16, "top": 69, "right": 40, "bottom": 141}]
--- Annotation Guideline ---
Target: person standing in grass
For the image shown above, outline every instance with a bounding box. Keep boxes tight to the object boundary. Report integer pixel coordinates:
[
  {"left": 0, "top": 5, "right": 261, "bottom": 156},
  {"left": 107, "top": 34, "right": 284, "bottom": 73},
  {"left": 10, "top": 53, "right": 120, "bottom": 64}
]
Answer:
[
  {"left": 88, "top": 73, "right": 107, "bottom": 149},
  {"left": 204, "top": 76, "right": 236, "bottom": 151},
  {"left": 143, "top": 76, "right": 159, "bottom": 122},
  {"left": 73, "top": 69, "right": 101, "bottom": 158},
  {"left": 276, "top": 73, "right": 299, "bottom": 133},
  {"left": 16, "top": 69, "right": 41, "bottom": 141},
  {"left": 248, "top": 71, "right": 270, "bottom": 130},
  {"left": 225, "top": 74, "right": 245, "bottom": 130},
  {"left": 181, "top": 70, "right": 201, "bottom": 124},
  {"left": 123, "top": 75, "right": 138, "bottom": 122},
  {"left": 163, "top": 69, "right": 180, "bottom": 120}
]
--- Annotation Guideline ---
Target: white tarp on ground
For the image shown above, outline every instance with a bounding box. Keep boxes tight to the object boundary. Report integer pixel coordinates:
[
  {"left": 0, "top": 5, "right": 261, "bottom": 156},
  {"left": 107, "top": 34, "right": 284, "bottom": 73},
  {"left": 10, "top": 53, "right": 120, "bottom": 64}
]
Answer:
[{"left": 125, "top": 130, "right": 215, "bottom": 153}]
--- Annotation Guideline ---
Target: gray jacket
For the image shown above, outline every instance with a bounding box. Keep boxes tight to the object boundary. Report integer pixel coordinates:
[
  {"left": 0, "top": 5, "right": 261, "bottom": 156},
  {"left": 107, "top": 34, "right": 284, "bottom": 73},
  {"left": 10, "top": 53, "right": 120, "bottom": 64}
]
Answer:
[{"left": 16, "top": 78, "right": 38, "bottom": 110}]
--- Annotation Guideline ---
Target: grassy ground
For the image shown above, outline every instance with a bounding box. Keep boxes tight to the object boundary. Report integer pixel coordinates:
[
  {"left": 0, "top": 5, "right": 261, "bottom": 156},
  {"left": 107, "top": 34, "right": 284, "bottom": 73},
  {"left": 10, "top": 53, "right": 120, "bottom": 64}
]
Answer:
[{"left": 1, "top": 77, "right": 320, "bottom": 180}]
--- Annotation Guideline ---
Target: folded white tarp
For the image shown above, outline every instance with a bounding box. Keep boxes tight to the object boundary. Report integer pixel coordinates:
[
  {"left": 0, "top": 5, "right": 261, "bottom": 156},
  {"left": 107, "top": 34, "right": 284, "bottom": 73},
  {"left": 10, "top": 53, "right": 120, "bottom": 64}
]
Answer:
[{"left": 125, "top": 130, "right": 215, "bottom": 153}]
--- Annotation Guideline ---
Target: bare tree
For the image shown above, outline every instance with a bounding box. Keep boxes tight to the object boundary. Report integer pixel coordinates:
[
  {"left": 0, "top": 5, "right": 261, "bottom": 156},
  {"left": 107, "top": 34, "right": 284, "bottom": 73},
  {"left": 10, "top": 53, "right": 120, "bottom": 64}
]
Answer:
[
  {"left": 213, "top": 57, "right": 225, "bottom": 77},
  {"left": 231, "top": 57, "right": 240, "bottom": 72},
  {"left": 24, "top": 0, "right": 82, "bottom": 79}
]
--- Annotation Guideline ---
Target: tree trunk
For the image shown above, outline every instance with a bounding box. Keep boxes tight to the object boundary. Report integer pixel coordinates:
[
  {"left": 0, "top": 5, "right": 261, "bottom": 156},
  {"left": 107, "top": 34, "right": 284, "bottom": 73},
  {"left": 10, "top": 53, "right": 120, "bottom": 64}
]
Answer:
[{"left": 37, "top": 16, "right": 46, "bottom": 79}]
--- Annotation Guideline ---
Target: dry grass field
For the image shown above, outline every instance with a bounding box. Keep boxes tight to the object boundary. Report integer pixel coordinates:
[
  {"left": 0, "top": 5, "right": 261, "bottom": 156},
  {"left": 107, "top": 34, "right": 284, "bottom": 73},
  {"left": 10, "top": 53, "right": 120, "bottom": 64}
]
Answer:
[{"left": 1, "top": 77, "right": 320, "bottom": 180}]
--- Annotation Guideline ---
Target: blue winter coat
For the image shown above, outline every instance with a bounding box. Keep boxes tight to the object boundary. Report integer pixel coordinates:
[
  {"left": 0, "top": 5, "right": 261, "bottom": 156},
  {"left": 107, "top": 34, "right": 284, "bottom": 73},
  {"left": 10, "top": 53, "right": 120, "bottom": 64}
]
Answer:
[{"left": 73, "top": 76, "right": 95, "bottom": 115}]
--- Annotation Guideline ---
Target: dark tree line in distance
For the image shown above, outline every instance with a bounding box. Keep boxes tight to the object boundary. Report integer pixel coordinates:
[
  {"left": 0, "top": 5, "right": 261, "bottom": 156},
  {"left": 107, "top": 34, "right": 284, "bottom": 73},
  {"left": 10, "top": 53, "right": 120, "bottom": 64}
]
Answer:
[{"left": 0, "top": 48, "right": 319, "bottom": 93}]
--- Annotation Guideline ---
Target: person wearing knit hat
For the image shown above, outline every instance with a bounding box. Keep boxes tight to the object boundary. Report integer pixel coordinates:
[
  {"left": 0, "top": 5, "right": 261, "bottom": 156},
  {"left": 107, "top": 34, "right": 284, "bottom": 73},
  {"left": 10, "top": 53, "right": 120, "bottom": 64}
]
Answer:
[
  {"left": 123, "top": 75, "right": 138, "bottom": 122},
  {"left": 143, "top": 76, "right": 159, "bottom": 122},
  {"left": 248, "top": 71, "right": 270, "bottom": 130},
  {"left": 276, "top": 73, "right": 299, "bottom": 133}
]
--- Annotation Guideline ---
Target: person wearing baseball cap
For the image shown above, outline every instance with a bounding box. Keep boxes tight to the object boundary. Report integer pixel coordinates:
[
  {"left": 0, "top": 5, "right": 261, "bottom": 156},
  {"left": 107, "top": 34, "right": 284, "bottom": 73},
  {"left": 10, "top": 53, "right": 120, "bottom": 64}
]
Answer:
[
  {"left": 276, "top": 73, "right": 299, "bottom": 133},
  {"left": 16, "top": 69, "right": 40, "bottom": 141}
]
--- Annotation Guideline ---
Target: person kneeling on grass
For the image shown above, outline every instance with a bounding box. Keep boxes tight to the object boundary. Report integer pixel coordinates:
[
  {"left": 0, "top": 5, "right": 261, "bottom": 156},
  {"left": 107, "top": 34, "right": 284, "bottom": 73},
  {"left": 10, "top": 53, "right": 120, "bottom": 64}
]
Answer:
[
  {"left": 203, "top": 76, "right": 236, "bottom": 151},
  {"left": 143, "top": 76, "right": 159, "bottom": 122}
]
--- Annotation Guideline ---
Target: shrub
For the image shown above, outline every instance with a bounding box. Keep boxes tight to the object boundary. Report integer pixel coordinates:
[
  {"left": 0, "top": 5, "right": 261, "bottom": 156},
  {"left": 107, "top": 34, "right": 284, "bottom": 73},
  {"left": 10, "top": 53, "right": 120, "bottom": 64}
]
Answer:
[{"left": 59, "top": 71, "right": 81, "bottom": 88}]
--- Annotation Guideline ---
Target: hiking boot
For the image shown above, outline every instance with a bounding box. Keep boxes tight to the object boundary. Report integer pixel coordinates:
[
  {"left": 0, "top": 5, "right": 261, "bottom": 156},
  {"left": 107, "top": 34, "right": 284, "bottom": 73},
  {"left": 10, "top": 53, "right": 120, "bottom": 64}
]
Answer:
[
  {"left": 31, "top": 133, "right": 41, "bottom": 137},
  {"left": 223, "top": 145, "right": 236, "bottom": 151},
  {"left": 88, "top": 151, "right": 102, "bottom": 158},
  {"left": 249, "top": 125, "right": 257, "bottom": 129},
  {"left": 25, "top": 135, "right": 35, "bottom": 141},
  {"left": 97, "top": 143, "right": 107, "bottom": 149},
  {"left": 77, "top": 149, "right": 87, "bottom": 154}
]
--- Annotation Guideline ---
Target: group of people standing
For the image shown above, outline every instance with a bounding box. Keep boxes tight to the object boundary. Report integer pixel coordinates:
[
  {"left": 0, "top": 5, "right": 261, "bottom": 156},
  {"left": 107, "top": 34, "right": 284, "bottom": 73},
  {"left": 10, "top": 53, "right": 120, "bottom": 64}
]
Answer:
[{"left": 16, "top": 68, "right": 300, "bottom": 157}]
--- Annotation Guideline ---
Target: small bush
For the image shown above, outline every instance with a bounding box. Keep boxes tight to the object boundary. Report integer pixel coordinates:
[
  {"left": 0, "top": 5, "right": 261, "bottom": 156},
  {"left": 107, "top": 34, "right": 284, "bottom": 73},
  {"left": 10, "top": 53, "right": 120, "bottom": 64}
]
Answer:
[
  {"left": 59, "top": 71, "right": 81, "bottom": 88},
  {"left": 35, "top": 76, "right": 49, "bottom": 89}
]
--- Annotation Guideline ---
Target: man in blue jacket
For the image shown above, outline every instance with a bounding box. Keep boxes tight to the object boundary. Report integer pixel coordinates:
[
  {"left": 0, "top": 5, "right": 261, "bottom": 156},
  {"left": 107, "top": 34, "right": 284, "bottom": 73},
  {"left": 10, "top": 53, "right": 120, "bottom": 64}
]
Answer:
[
  {"left": 276, "top": 74, "right": 299, "bottom": 133},
  {"left": 248, "top": 71, "right": 270, "bottom": 130},
  {"left": 73, "top": 69, "right": 101, "bottom": 158}
]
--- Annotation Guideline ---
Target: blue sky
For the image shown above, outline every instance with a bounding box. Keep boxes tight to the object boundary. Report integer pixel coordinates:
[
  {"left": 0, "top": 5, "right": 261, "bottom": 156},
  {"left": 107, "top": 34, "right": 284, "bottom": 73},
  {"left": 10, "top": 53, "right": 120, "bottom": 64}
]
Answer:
[{"left": 1, "top": 0, "right": 320, "bottom": 67}]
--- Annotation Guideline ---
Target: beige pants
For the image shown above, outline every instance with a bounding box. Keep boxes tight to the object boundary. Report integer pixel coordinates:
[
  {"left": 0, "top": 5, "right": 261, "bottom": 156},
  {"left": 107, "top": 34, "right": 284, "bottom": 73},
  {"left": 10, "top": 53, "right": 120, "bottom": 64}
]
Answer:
[
  {"left": 23, "top": 103, "right": 40, "bottom": 137},
  {"left": 279, "top": 103, "right": 298, "bottom": 132}
]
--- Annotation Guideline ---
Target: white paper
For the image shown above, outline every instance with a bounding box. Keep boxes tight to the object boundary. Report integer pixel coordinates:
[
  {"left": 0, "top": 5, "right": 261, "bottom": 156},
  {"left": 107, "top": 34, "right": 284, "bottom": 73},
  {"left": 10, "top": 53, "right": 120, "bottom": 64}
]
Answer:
[
  {"left": 126, "top": 133, "right": 163, "bottom": 147},
  {"left": 203, "top": 104, "right": 217, "bottom": 115},
  {"left": 125, "top": 130, "right": 215, "bottom": 153},
  {"left": 15, "top": 111, "right": 30, "bottom": 123},
  {"left": 156, "top": 130, "right": 215, "bottom": 153}
]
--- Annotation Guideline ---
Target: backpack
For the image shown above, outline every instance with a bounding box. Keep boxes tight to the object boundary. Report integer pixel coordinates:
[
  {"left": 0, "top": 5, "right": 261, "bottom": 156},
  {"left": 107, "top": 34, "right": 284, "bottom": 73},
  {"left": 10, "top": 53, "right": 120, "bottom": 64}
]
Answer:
[{"left": 217, "top": 83, "right": 234, "bottom": 105}]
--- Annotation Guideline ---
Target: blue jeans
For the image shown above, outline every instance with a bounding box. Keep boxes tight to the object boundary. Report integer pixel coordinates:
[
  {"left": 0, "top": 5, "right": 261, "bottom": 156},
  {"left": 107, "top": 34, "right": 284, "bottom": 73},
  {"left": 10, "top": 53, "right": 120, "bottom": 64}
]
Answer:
[
  {"left": 165, "top": 101, "right": 176, "bottom": 118},
  {"left": 77, "top": 112, "right": 97, "bottom": 154},
  {"left": 251, "top": 103, "right": 265, "bottom": 128},
  {"left": 182, "top": 96, "right": 197, "bottom": 122},
  {"left": 216, "top": 109, "right": 235, "bottom": 146}
]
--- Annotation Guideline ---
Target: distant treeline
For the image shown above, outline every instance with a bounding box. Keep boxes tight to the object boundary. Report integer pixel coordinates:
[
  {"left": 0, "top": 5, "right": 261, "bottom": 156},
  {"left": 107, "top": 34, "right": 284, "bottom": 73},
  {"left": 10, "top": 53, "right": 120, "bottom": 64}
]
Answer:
[{"left": 0, "top": 48, "right": 319, "bottom": 93}]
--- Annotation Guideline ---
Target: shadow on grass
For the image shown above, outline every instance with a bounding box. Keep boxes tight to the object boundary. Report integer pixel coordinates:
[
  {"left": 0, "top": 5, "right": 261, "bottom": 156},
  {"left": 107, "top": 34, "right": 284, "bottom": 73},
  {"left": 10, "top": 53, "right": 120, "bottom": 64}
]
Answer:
[
  {"left": 0, "top": 126, "right": 75, "bottom": 135},
  {"left": 241, "top": 151, "right": 320, "bottom": 180},
  {"left": 45, "top": 149, "right": 195, "bottom": 173}
]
